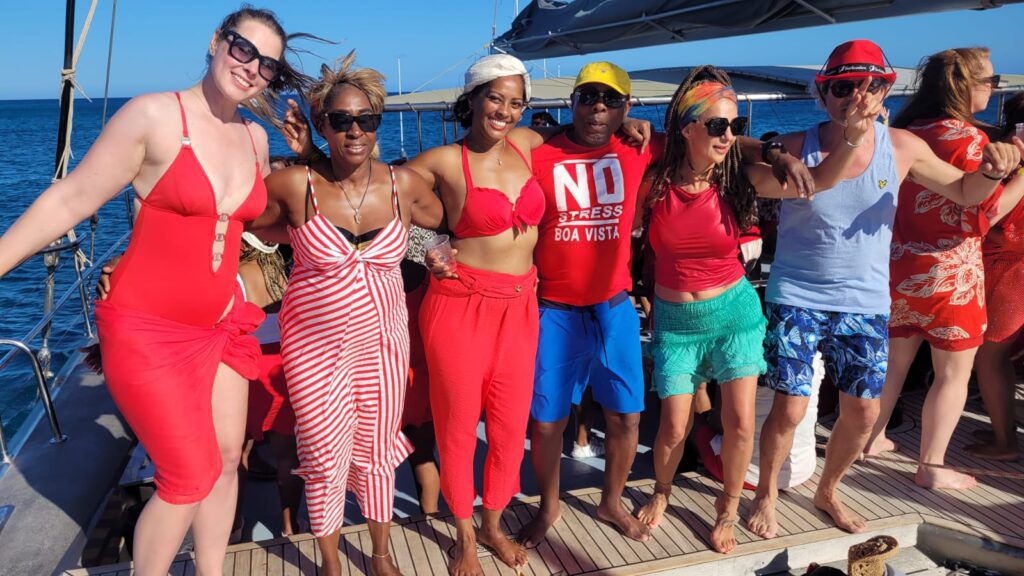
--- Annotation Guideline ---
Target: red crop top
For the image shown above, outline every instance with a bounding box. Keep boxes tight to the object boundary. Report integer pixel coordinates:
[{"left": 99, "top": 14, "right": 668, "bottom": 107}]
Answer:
[
  {"left": 108, "top": 93, "right": 267, "bottom": 326},
  {"left": 451, "top": 139, "right": 545, "bottom": 238},
  {"left": 648, "top": 184, "right": 744, "bottom": 292}
]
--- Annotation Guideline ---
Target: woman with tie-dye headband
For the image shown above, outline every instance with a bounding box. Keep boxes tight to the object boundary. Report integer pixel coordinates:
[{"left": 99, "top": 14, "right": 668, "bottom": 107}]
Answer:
[{"left": 632, "top": 65, "right": 875, "bottom": 553}]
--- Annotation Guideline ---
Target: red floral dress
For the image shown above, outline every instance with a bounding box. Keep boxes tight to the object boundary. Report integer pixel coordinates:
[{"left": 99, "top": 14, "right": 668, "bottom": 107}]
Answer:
[
  {"left": 983, "top": 179, "right": 1024, "bottom": 343},
  {"left": 889, "top": 118, "right": 1001, "bottom": 351}
]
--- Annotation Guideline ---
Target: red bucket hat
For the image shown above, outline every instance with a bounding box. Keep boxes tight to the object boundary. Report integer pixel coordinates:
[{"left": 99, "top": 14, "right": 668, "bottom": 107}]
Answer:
[{"left": 815, "top": 40, "right": 897, "bottom": 85}]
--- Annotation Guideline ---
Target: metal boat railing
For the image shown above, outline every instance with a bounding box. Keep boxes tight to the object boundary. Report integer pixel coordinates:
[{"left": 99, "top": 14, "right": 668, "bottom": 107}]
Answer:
[{"left": 0, "top": 222, "right": 131, "bottom": 464}]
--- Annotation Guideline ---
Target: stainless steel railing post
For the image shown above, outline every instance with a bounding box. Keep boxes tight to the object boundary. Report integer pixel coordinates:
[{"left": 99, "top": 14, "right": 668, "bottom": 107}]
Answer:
[
  {"left": 0, "top": 417, "right": 10, "bottom": 464},
  {"left": 0, "top": 340, "right": 67, "bottom": 448},
  {"left": 39, "top": 251, "right": 59, "bottom": 379}
]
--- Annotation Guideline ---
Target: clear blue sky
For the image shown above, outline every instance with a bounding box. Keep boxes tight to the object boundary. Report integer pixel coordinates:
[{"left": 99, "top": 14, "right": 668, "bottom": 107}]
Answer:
[{"left": 4, "top": 1, "right": 1024, "bottom": 100}]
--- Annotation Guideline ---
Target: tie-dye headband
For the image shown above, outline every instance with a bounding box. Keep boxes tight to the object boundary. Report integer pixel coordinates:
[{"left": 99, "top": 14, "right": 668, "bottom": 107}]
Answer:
[{"left": 676, "top": 82, "right": 737, "bottom": 127}]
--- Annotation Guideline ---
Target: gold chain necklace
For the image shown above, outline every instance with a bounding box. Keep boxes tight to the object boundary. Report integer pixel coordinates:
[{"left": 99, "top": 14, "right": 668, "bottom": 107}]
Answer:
[{"left": 335, "top": 162, "right": 373, "bottom": 225}]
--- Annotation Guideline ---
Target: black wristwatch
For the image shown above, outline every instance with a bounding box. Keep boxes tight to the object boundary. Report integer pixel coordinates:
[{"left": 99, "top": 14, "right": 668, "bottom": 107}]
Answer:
[{"left": 761, "top": 141, "right": 787, "bottom": 164}]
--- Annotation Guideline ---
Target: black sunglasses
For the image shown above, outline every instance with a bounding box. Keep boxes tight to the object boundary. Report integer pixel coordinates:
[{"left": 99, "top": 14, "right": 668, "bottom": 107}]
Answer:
[
  {"left": 573, "top": 89, "right": 628, "bottom": 109},
  {"left": 983, "top": 74, "right": 1001, "bottom": 89},
  {"left": 222, "top": 29, "right": 282, "bottom": 83},
  {"left": 325, "top": 111, "right": 383, "bottom": 133},
  {"left": 692, "top": 116, "right": 748, "bottom": 137},
  {"left": 826, "top": 77, "right": 889, "bottom": 99}
]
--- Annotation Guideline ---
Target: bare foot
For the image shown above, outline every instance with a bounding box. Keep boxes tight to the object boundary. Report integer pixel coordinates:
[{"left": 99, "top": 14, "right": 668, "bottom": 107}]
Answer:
[
  {"left": 597, "top": 500, "right": 651, "bottom": 542},
  {"left": 636, "top": 492, "right": 668, "bottom": 529},
  {"left": 966, "top": 442, "right": 1019, "bottom": 462},
  {"left": 813, "top": 492, "right": 865, "bottom": 533},
  {"left": 371, "top": 552, "right": 403, "bottom": 576},
  {"left": 478, "top": 525, "right": 528, "bottom": 570},
  {"left": 744, "top": 494, "right": 778, "bottom": 539},
  {"left": 450, "top": 535, "right": 484, "bottom": 576},
  {"left": 517, "top": 505, "right": 560, "bottom": 548},
  {"left": 710, "top": 493, "right": 740, "bottom": 554},
  {"left": 863, "top": 435, "right": 898, "bottom": 457},
  {"left": 916, "top": 465, "right": 977, "bottom": 490}
]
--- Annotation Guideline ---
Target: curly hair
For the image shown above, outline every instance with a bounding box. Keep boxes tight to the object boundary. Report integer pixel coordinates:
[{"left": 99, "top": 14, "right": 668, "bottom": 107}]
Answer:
[
  {"left": 645, "top": 65, "right": 757, "bottom": 230},
  {"left": 892, "top": 47, "right": 992, "bottom": 129},
  {"left": 306, "top": 51, "right": 386, "bottom": 129},
  {"left": 211, "top": 5, "right": 323, "bottom": 128}
]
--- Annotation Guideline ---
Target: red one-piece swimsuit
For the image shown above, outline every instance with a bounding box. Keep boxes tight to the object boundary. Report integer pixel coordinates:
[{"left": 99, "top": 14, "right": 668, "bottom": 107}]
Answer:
[{"left": 95, "top": 92, "right": 266, "bottom": 505}]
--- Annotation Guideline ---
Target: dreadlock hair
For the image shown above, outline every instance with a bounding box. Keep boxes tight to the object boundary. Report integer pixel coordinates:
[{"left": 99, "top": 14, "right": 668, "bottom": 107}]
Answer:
[
  {"left": 210, "top": 5, "right": 324, "bottom": 128},
  {"left": 892, "top": 47, "right": 992, "bottom": 130},
  {"left": 307, "top": 51, "right": 386, "bottom": 133},
  {"left": 645, "top": 65, "right": 757, "bottom": 230},
  {"left": 240, "top": 233, "right": 288, "bottom": 303}
]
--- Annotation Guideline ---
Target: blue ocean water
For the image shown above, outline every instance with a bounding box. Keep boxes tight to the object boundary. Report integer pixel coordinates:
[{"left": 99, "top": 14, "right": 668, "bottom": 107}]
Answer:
[{"left": 1, "top": 92, "right": 999, "bottom": 438}]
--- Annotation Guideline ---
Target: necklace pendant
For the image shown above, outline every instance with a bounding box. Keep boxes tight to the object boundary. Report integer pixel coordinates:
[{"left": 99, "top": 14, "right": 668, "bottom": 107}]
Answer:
[{"left": 353, "top": 209, "right": 361, "bottom": 225}]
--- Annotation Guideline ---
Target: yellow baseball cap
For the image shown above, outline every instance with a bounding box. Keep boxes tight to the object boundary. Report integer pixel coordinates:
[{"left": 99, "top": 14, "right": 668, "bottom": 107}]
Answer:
[{"left": 574, "top": 61, "right": 631, "bottom": 96}]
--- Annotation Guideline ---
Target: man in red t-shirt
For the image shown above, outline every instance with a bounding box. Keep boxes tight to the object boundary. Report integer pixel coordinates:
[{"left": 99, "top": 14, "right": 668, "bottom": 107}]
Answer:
[{"left": 518, "top": 62, "right": 663, "bottom": 545}]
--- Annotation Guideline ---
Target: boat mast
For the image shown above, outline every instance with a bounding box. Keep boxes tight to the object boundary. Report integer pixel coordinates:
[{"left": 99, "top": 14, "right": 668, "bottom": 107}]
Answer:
[{"left": 54, "top": 0, "right": 76, "bottom": 178}]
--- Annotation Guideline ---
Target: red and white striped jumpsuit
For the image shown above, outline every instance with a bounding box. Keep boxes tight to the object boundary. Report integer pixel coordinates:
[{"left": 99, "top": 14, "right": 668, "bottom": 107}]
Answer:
[{"left": 280, "top": 166, "right": 412, "bottom": 537}]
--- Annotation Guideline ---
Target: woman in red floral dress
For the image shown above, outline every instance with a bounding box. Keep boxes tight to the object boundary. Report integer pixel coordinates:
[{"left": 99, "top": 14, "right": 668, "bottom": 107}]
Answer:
[
  {"left": 865, "top": 47, "right": 1003, "bottom": 489},
  {"left": 972, "top": 93, "right": 1024, "bottom": 461}
]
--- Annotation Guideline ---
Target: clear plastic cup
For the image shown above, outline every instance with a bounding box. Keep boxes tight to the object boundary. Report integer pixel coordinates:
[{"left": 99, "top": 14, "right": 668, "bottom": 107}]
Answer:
[
  {"left": 1016, "top": 122, "right": 1024, "bottom": 142},
  {"left": 423, "top": 234, "right": 455, "bottom": 269}
]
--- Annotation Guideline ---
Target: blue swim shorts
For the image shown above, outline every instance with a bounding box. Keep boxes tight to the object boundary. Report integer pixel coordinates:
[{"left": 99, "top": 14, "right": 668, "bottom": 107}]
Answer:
[
  {"left": 762, "top": 302, "right": 888, "bottom": 399},
  {"left": 531, "top": 291, "right": 645, "bottom": 422}
]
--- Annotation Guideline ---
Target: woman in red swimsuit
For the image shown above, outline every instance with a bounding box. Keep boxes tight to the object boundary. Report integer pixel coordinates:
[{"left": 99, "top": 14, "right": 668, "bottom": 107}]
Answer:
[
  {"left": 865, "top": 48, "right": 1004, "bottom": 489},
  {"left": 0, "top": 8, "right": 311, "bottom": 575}
]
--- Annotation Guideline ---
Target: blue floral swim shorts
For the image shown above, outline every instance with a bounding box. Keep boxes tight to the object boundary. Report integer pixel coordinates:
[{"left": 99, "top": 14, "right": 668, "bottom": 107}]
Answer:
[{"left": 762, "top": 302, "right": 888, "bottom": 399}]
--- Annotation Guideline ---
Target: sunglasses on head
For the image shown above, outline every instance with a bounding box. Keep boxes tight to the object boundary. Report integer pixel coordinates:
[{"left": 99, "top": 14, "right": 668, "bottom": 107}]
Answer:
[
  {"left": 223, "top": 29, "right": 282, "bottom": 83},
  {"left": 826, "top": 77, "right": 889, "bottom": 99},
  {"left": 573, "top": 89, "right": 628, "bottom": 109},
  {"left": 982, "top": 74, "right": 1001, "bottom": 89},
  {"left": 690, "top": 116, "right": 748, "bottom": 137},
  {"left": 324, "top": 111, "right": 383, "bottom": 133}
]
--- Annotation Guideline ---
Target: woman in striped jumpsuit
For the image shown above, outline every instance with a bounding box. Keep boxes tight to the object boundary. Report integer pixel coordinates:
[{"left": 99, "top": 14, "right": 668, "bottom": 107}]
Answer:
[{"left": 251, "top": 53, "right": 442, "bottom": 576}]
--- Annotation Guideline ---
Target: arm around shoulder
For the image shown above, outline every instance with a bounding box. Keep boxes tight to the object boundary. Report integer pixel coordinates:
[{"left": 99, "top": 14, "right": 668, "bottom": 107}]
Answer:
[{"left": 395, "top": 165, "right": 444, "bottom": 230}]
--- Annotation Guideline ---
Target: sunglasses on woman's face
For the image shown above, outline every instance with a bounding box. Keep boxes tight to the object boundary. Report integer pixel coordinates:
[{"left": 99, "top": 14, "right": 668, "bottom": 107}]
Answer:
[
  {"left": 982, "top": 74, "right": 1001, "bottom": 89},
  {"left": 573, "top": 89, "right": 628, "bottom": 109},
  {"left": 325, "top": 111, "right": 383, "bottom": 133},
  {"left": 223, "top": 30, "right": 282, "bottom": 83},
  {"left": 827, "top": 77, "right": 889, "bottom": 99},
  {"left": 691, "top": 116, "right": 748, "bottom": 137}
]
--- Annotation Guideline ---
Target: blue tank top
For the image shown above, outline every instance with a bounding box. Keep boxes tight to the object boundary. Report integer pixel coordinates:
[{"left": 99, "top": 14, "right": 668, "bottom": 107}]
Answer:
[{"left": 766, "top": 121, "right": 898, "bottom": 314}]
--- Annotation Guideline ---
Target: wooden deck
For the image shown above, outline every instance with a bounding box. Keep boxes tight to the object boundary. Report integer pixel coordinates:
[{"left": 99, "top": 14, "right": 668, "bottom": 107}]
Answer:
[{"left": 65, "top": 389, "right": 1024, "bottom": 575}]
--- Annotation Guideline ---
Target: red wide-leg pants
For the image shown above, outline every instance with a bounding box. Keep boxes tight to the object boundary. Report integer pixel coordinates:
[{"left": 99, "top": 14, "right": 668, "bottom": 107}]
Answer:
[{"left": 419, "top": 263, "right": 538, "bottom": 519}]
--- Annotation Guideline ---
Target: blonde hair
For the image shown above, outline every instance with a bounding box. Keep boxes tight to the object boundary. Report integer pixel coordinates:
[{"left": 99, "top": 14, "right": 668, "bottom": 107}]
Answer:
[
  {"left": 308, "top": 51, "right": 386, "bottom": 125},
  {"left": 893, "top": 47, "right": 992, "bottom": 129}
]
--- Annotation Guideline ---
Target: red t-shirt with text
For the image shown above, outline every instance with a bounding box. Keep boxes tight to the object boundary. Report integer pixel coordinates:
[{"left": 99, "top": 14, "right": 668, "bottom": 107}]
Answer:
[{"left": 532, "top": 132, "right": 664, "bottom": 305}]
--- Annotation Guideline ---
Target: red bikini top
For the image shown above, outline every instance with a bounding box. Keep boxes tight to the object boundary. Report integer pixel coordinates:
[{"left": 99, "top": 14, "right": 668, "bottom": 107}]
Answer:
[{"left": 451, "top": 139, "right": 545, "bottom": 238}]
